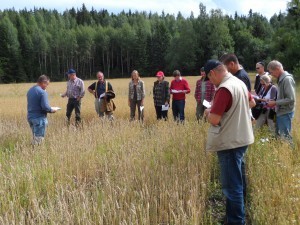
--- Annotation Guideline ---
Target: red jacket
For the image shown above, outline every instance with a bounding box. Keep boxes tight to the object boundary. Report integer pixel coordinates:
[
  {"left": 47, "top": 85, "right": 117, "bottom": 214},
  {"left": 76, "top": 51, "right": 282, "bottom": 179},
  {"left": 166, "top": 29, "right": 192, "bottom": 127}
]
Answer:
[{"left": 170, "top": 77, "right": 190, "bottom": 100}]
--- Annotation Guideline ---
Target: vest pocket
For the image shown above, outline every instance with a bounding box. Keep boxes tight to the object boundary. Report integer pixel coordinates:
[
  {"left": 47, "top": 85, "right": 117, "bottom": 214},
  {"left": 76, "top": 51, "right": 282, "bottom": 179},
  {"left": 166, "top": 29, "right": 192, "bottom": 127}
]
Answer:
[{"left": 209, "top": 125, "right": 221, "bottom": 134}]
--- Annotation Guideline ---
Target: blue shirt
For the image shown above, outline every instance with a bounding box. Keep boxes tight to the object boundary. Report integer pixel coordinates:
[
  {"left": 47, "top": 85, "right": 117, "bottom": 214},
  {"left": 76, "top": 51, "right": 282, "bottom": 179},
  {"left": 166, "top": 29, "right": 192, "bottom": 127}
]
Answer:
[{"left": 27, "top": 85, "right": 52, "bottom": 120}]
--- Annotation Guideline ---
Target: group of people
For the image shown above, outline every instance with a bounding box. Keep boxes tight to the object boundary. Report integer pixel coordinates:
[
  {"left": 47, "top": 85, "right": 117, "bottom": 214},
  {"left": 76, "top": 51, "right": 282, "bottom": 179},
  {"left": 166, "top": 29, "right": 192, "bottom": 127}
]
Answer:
[
  {"left": 203, "top": 55, "right": 295, "bottom": 225},
  {"left": 27, "top": 54, "right": 295, "bottom": 225}
]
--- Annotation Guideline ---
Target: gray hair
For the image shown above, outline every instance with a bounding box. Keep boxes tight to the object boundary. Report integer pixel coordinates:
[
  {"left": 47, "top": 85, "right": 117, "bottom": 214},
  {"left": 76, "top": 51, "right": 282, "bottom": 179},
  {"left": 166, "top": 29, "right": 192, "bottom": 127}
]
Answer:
[
  {"left": 260, "top": 74, "right": 271, "bottom": 84},
  {"left": 267, "top": 60, "right": 283, "bottom": 71},
  {"left": 173, "top": 70, "right": 181, "bottom": 77},
  {"left": 37, "top": 75, "right": 50, "bottom": 83}
]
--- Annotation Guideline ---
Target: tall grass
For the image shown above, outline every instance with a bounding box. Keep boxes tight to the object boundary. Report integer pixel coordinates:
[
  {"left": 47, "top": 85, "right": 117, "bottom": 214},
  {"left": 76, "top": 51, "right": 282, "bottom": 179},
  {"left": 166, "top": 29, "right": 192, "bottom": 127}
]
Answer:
[{"left": 0, "top": 76, "right": 299, "bottom": 224}]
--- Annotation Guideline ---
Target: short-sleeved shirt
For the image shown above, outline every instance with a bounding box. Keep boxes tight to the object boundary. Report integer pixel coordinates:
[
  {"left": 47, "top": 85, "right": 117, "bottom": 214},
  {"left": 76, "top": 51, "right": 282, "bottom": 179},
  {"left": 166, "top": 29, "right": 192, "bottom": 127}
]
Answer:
[
  {"left": 66, "top": 77, "right": 85, "bottom": 98},
  {"left": 211, "top": 88, "right": 253, "bottom": 116},
  {"left": 88, "top": 81, "right": 113, "bottom": 99}
]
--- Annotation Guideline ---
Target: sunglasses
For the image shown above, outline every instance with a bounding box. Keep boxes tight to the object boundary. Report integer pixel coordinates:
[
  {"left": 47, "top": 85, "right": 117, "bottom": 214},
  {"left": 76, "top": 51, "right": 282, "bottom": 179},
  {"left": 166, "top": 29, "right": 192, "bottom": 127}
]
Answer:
[{"left": 256, "top": 67, "right": 261, "bottom": 70}]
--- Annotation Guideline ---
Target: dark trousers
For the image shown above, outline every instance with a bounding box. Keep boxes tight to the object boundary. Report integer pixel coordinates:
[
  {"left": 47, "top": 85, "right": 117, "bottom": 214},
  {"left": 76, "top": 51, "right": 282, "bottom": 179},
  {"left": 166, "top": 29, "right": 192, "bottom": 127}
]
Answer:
[
  {"left": 130, "top": 99, "right": 143, "bottom": 121},
  {"left": 196, "top": 102, "right": 206, "bottom": 121},
  {"left": 155, "top": 105, "right": 168, "bottom": 120},
  {"left": 66, "top": 98, "right": 81, "bottom": 124},
  {"left": 172, "top": 99, "right": 185, "bottom": 121}
]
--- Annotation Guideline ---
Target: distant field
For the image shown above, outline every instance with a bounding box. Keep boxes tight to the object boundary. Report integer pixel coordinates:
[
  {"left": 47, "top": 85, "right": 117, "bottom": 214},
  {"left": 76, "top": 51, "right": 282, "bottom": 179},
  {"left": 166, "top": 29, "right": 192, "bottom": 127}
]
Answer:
[
  {"left": 0, "top": 76, "right": 200, "bottom": 123},
  {"left": 0, "top": 74, "right": 299, "bottom": 224}
]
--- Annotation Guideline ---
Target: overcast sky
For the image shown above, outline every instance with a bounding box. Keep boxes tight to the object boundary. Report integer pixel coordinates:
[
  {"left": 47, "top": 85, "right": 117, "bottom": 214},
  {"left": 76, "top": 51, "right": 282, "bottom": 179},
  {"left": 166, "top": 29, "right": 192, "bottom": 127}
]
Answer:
[{"left": 0, "top": 0, "right": 288, "bottom": 20}]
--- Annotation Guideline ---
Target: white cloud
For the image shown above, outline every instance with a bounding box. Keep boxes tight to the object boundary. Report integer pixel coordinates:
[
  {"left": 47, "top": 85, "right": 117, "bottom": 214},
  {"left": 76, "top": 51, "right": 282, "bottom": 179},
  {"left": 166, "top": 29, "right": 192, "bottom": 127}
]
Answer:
[
  {"left": 212, "top": 0, "right": 288, "bottom": 19},
  {"left": 0, "top": 0, "right": 288, "bottom": 19}
]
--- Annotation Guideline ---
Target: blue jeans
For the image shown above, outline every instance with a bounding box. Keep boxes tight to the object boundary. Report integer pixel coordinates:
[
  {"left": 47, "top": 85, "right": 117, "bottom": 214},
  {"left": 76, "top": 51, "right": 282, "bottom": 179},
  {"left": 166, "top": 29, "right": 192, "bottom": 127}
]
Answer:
[
  {"left": 276, "top": 112, "right": 294, "bottom": 142},
  {"left": 28, "top": 117, "right": 48, "bottom": 137},
  {"left": 172, "top": 100, "right": 185, "bottom": 121},
  {"left": 217, "top": 146, "right": 248, "bottom": 225}
]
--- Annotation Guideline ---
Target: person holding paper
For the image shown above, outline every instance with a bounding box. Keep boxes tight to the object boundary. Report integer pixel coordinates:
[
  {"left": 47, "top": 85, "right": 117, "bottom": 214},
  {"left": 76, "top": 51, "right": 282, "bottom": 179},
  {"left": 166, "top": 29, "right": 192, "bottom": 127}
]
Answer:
[
  {"left": 170, "top": 70, "right": 190, "bottom": 122},
  {"left": 254, "top": 74, "right": 277, "bottom": 133},
  {"left": 194, "top": 67, "right": 215, "bottom": 120},
  {"left": 128, "top": 70, "right": 145, "bottom": 121},
  {"left": 153, "top": 71, "right": 170, "bottom": 120},
  {"left": 267, "top": 60, "right": 295, "bottom": 144},
  {"left": 27, "top": 75, "right": 57, "bottom": 145},
  {"left": 88, "top": 71, "right": 114, "bottom": 120},
  {"left": 61, "top": 69, "right": 85, "bottom": 126},
  {"left": 203, "top": 60, "right": 254, "bottom": 225}
]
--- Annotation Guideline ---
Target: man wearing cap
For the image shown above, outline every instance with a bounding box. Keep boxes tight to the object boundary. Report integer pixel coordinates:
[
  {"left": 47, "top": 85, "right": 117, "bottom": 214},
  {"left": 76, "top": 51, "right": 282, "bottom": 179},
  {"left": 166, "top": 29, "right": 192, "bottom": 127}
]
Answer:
[
  {"left": 61, "top": 69, "right": 85, "bottom": 126},
  {"left": 88, "top": 71, "right": 114, "bottom": 120},
  {"left": 194, "top": 67, "right": 215, "bottom": 120},
  {"left": 27, "top": 75, "right": 57, "bottom": 145},
  {"left": 267, "top": 60, "right": 295, "bottom": 144},
  {"left": 204, "top": 60, "right": 254, "bottom": 225},
  {"left": 153, "top": 71, "right": 170, "bottom": 120},
  {"left": 169, "top": 70, "right": 190, "bottom": 122}
]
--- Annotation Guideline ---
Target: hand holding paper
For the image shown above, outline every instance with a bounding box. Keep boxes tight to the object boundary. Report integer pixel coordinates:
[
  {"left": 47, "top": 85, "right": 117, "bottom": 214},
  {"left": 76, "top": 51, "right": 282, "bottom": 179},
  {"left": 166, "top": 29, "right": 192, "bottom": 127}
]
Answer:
[
  {"left": 203, "top": 99, "right": 211, "bottom": 108},
  {"left": 162, "top": 104, "right": 169, "bottom": 111},
  {"left": 51, "top": 107, "right": 61, "bottom": 113},
  {"left": 51, "top": 107, "right": 61, "bottom": 111}
]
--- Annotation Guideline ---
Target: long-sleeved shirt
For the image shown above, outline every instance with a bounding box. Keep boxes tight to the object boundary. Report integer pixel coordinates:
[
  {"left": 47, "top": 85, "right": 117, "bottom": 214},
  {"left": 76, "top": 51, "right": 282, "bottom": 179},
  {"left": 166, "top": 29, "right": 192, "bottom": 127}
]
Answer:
[
  {"left": 276, "top": 71, "right": 296, "bottom": 116},
  {"left": 170, "top": 77, "right": 190, "bottom": 100},
  {"left": 194, "top": 77, "right": 215, "bottom": 103},
  {"left": 153, "top": 80, "right": 170, "bottom": 106},
  {"left": 64, "top": 77, "right": 85, "bottom": 99},
  {"left": 27, "top": 85, "right": 52, "bottom": 120}
]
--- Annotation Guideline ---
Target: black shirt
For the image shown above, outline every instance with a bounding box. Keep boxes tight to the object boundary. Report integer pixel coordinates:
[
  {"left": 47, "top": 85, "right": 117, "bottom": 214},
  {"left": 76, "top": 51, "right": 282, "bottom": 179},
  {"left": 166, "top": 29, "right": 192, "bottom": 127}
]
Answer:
[{"left": 234, "top": 69, "right": 251, "bottom": 91}]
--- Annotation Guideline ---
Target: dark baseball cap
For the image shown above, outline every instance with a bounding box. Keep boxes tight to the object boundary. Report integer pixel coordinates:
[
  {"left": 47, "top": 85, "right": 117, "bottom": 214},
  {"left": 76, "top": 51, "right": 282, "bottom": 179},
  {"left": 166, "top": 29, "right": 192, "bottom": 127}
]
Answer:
[
  {"left": 204, "top": 60, "right": 222, "bottom": 75},
  {"left": 67, "top": 69, "right": 76, "bottom": 74}
]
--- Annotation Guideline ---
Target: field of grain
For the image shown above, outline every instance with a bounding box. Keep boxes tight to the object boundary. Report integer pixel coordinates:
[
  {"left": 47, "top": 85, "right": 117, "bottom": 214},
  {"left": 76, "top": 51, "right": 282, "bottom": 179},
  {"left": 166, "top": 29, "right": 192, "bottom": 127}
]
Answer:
[{"left": 0, "top": 75, "right": 299, "bottom": 224}]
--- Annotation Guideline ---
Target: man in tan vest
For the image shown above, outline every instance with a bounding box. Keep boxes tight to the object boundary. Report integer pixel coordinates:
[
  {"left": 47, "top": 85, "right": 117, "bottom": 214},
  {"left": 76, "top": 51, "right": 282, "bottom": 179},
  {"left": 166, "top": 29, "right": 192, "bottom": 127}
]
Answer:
[{"left": 204, "top": 60, "right": 254, "bottom": 225}]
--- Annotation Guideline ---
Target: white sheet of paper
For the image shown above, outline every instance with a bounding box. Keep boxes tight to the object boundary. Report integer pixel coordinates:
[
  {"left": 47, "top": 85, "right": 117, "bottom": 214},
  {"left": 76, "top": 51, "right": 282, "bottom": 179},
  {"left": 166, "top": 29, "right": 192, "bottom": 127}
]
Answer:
[
  {"left": 162, "top": 104, "right": 169, "bottom": 111},
  {"left": 140, "top": 106, "right": 144, "bottom": 111},
  {"left": 51, "top": 107, "right": 61, "bottom": 111},
  {"left": 203, "top": 99, "right": 211, "bottom": 108},
  {"left": 99, "top": 93, "right": 105, "bottom": 98},
  {"left": 171, "top": 89, "right": 181, "bottom": 93}
]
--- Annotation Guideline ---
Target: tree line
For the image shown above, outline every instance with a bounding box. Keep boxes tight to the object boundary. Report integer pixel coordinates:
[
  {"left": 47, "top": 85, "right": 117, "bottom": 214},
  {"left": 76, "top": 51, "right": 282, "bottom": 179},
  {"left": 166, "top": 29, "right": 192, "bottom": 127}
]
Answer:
[{"left": 0, "top": 1, "right": 299, "bottom": 83}]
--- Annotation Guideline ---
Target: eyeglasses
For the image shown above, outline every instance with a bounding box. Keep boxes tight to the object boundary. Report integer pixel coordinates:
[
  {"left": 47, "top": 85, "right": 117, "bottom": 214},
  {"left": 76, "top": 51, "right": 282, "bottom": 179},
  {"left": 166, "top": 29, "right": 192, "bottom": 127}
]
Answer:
[{"left": 256, "top": 67, "right": 260, "bottom": 70}]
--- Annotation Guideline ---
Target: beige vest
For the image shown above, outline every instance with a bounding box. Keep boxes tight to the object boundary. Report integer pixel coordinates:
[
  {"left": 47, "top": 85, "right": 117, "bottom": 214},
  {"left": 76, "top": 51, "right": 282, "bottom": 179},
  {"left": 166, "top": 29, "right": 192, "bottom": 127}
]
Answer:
[{"left": 206, "top": 73, "right": 254, "bottom": 152}]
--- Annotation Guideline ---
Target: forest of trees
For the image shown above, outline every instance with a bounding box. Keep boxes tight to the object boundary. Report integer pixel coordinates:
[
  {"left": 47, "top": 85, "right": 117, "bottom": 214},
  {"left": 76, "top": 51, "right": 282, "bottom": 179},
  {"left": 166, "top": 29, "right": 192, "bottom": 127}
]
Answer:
[{"left": 0, "top": 1, "right": 300, "bottom": 83}]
